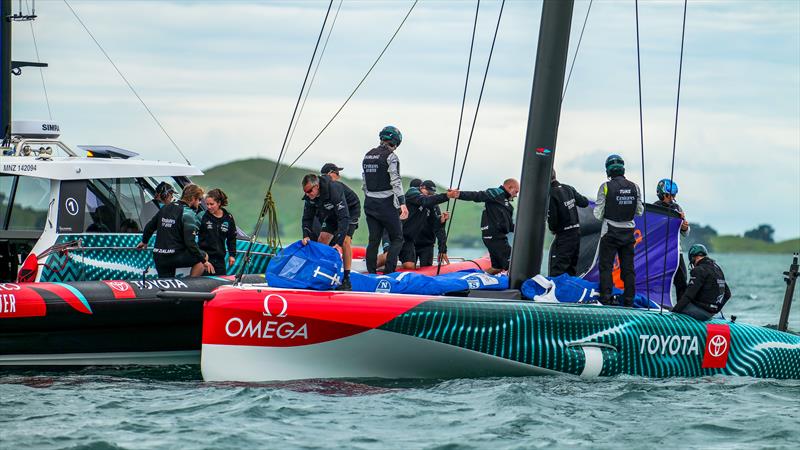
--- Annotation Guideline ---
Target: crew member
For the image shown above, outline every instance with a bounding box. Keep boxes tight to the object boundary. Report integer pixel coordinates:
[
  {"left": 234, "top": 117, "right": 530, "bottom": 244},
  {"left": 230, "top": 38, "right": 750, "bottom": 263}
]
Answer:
[
  {"left": 138, "top": 184, "right": 212, "bottom": 277},
  {"left": 198, "top": 188, "right": 238, "bottom": 275},
  {"left": 362, "top": 125, "right": 408, "bottom": 274},
  {"left": 654, "top": 178, "right": 690, "bottom": 299},
  {"left": 455, "top": 178, "right": 520, "bottom": 275},
  {"left": 300, "top": 173, "right": 353, "bottom": 289},
  {"left": 320, "top": 163, "right": 362, "bottom": 289},
  {"left": 672, "top": 244, "right": 731, "bottom": 321},
  {"left": 548, "top": 169, "right": 589, "bottom": 277},
  {"left": 415, "top": 194, "right": 450, "bottom": 267},
  {"left": 141, "top": 181, "right": 176, "bottom": 224},
  {"left": 399, "top": 180, "right": 456, "bottom": 269},
  {"left": 593, "top": 154, "right": 644, "bottom": 306}
]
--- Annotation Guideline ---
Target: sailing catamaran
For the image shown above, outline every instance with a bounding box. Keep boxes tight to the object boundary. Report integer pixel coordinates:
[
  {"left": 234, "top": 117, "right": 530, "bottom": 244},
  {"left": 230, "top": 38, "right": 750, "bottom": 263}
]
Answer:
[{"left": 199, "top": 0, "right": 800, "bottom": 381}]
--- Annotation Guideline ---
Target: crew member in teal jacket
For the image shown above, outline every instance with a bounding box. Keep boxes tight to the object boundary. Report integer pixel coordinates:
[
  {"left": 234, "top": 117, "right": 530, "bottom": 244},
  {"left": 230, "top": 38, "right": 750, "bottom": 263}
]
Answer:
[{"left": 138, "top": 184, "right": 212, "bottom": 277}]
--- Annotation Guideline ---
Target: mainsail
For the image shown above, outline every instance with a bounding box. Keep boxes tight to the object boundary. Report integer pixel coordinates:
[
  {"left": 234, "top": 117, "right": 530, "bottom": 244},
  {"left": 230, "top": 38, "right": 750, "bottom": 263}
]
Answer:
[{"left": 576, "top": 203, "right": 683, "bottom": 306}]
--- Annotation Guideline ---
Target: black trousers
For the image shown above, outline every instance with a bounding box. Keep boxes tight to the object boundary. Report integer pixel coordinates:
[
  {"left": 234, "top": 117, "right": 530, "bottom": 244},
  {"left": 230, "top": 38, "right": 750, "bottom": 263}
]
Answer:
[
  {"left": 598, "top": 225, "right": 636, "bottom": 305},
  {"left": 677, "top": 302, "right": 714, "bottom": 321},
  {"left": 206, "top": 256, "right": 227, "bottom": 276},
  {"left": 365, "top": 197, "right": 403, "bottom": 274},
  {"left": 483, "top": 234, "right": 511, "bottom": 270},
  {"left": 549, "top": 229, "right": 581, "bottom": 277},
  {"left": 415, "top": 245, "right": 435, "bottom": 267},
  {"left": 674, "top": 253, "right": 688, "bottom": 300}
]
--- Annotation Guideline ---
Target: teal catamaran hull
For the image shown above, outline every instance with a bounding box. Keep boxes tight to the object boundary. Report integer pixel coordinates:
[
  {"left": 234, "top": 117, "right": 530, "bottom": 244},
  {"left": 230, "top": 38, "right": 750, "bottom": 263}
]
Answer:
[{"left": 200, "top": 288, "right": 800, "bottom": 381}]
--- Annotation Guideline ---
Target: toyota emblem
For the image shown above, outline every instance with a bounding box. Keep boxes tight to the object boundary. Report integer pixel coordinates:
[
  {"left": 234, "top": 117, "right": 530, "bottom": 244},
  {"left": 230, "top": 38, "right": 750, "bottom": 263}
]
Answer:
[{"left": 707, "top": 334, "right": 728, "bottom": 358}]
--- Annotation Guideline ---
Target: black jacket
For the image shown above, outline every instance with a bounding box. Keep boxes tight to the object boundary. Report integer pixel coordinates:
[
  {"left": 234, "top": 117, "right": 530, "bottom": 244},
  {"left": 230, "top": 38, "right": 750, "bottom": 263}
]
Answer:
[
  {"left": 548, "top": 180, "right": 589, "bottom": 233},
  {"left": 459, "top": 186, "right": 515, "bottom": 237},
  {"left": 301, "top": 175, "right": 350, "bottom": 246},
  {"left": 198, "top": 208, "right": 237, "bottom": 261},
  {"left": 340, "top": 182, "right": 362, "bottom": 222},
  {"left": 142, "top": 200, "right": 206, "bottom": 264},
  {"left": 402, "top": 187, "right": 449, "bottom": 241},
  {"left": 673, "top": 257, "right": 732, "bottom": 314},
  {"left": 415, "top": 204, "right": 448, "bottom": 253}
]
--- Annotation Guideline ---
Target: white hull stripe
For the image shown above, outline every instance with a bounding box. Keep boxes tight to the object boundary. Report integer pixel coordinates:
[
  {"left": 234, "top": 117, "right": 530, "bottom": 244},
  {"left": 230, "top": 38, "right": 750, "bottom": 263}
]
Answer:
[{"left": 201, "top": 329, "right": 559, "bottom": 382}]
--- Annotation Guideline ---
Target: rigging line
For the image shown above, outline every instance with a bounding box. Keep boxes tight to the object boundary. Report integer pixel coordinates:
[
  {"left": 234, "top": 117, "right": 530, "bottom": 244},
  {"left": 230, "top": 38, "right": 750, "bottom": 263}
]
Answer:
[
  {"left": 277, "top": 0, "right": 419, "bottom": 179},
  {"left": 265, "top": 0, "right": 334, "bottom": 193},
  {"left": 660, "top": 0, "right": 688, "bottom": 312},
  {"left": 440, "top": 0, "right": 505, "bottom": 275},
  {"left": 446, "top": 0, "right": 481, "bottom": 214},
  {"left": 562, "top": 0, "right": 592, "bottom": 101},
  {"left": 284, "top": 0, "right": 344, "bottom": 159},
  {"left": 235, "top": 0, "right": 334, "bottom": 284},
  {"left": 634, "top": 0, "right": 652, "bottom": 311},
  {"left": 62, "top": 0, "right": 191, "bottom": 165},
  {"left": 25, "top": 0, "right": 51, "bottom": 120}
]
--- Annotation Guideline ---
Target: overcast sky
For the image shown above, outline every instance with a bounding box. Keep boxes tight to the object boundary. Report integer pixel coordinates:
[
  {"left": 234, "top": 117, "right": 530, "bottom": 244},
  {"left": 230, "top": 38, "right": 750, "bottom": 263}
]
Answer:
[{"left": 10, "top": 0, "right": 800, "bottom": 240}]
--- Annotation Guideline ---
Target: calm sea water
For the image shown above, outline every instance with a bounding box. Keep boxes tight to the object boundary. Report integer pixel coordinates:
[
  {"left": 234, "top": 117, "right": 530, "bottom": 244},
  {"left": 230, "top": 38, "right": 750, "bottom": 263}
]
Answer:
[{"left": 1, "top": 253, "right": 799, "bottom": 450}]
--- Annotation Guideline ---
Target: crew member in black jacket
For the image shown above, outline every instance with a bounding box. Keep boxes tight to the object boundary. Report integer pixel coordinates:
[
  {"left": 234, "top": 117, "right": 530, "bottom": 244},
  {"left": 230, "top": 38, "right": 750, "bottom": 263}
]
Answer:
[
  {"left": 362, "top": 126, "right": 408, "bottom": 274},
  {"left": 415, "top": 200, "right": 450, "bottom": 267},
  {"left": 399, "top": 180, "right": 456, "bottom": 269},
  {"left": 455, "top": 178, "right": 520, "bottom": 274},
  {"left": 593, "top": 155, "right": 644, "bottom": 306},
  {"left": 138, "top": 184, "right": 212, "bottom": 277},
  {"left": 198, "top": 188, "right": 238, "bottom": 275},
  {"left": 301, "top": 173, "right": 354, "bottom": 289},
  {"left": 320, "top": 163, "right": 361, "bottom": 287},
  {"left": 672, "top": 244, "right": 732, "bottom": 321},
  {"left": 548, "top": 170, "right": 589, "bottom": 277}
]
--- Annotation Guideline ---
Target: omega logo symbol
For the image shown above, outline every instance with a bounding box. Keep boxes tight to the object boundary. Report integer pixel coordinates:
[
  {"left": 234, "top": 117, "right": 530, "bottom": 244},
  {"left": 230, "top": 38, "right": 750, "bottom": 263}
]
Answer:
[
  {"left": 707, "top": 334, "right": 728, "bottom": 358},
  {"left": 65, "top": 198, "right": 80, "bottom": 216},
  {"left": 263, "top": 294, "right": 288, "bottom": 318}
]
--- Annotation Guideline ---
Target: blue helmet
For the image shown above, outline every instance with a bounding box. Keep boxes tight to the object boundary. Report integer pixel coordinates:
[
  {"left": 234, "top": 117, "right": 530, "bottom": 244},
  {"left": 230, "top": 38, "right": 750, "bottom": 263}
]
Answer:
[
  {"left": 688, "top": 244, "right": 708, "bottom": 259},
  {"left": 605, "top": 154, "right": 625, "bottom": 176},
  {"left": 657, "top": 178, "right": 678, "bottom": 198},
  {"left": 379, "top": 125, "right": 403, "bottom": 147}
]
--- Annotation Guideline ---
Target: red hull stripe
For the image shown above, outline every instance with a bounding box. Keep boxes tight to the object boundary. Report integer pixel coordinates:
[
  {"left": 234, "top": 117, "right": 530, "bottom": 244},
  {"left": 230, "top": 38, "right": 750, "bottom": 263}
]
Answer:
[
  {"left": 203, "top": 288, "right": 430, "bottom": 347},
  {"left": 34, "top": 283, "right": 93, "bottom": 315},
  {"left": 0, "top": 283, "right": 46, "bottom": 319}
]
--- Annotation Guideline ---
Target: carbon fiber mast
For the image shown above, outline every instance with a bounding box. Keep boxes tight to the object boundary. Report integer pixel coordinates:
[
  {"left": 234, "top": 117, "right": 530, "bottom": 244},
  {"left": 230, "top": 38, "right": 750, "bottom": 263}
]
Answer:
[
  {"left": 1, "top": 0, "right": 47, "bottom": 144},
  {"left": 1, "top": 0, "right": 11, "bottom": 142},
  {"left": 509, "top": 0, "right": 574, "bottom": 289}
]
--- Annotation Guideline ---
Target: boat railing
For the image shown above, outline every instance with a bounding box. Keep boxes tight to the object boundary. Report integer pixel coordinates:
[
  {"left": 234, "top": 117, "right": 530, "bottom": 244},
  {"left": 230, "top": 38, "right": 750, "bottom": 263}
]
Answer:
[{"left": 12, "top": 138, "right": 76, "bottom": 157}]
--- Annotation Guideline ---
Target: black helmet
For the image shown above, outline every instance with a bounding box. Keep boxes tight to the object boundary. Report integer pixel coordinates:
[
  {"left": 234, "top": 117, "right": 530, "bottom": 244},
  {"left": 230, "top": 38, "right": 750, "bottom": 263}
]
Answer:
[
  {"left": 605, "top": 154, "right": 625, "bottom": 177},
  {"left": 155, "top": 182, "right": 175, "bottom": 198},
  {"left": 688, "top": 244, "right": 708, "bottom": 259},
  {"left": 379, "top": 125, "right": 403, "bottom": 147},
  {"left": 409, "top": 178, "right": 422, "bottom": 188}
]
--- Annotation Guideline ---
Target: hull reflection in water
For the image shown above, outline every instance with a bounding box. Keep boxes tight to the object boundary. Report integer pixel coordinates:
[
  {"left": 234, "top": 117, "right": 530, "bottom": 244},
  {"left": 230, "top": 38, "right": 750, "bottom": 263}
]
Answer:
[{"left": 201, "top": 286, "right": 800, "bottom": 381}]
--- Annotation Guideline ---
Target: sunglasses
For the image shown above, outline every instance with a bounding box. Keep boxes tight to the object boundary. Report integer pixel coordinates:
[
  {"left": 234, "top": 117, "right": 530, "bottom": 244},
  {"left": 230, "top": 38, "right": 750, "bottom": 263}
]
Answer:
[{"left": 303, "top": 185, "right": 316, "bottom": 194}]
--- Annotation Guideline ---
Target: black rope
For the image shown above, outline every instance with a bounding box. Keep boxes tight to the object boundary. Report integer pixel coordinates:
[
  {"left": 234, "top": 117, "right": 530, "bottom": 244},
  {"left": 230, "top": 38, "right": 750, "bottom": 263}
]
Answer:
[
  {"left": 236, "top": 0, "right": 335, "bottom": 284},
  {"left": 285, "top": 0, "right": 343, "bottom": 157},
  {"left": 445, "top": 0, "right": 481, "bottom": 214},
  {"left": 660, "top": 0, "right": 688, "bottom": 312},
  {"left": 439, "top": 0, "right": 505, "bottom": 275},
  {"left": 562, "top": 0, "right": 593, "bottom": 101},
  {"left": 634, "top": 0, "right": 652, "bottom": 309},
  {"left": 62, "top": 0, "right": 191, "bottom": 165},
  {"left": 277, "top": 0, "right": 419, "bottom": 179}
]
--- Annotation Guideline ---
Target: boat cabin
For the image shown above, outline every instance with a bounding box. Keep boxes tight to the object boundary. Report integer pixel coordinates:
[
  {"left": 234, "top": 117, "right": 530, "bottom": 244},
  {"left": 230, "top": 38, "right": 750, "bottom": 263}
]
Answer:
[{"left": 0, "top": 121, "right": 271, "bottom": 282}]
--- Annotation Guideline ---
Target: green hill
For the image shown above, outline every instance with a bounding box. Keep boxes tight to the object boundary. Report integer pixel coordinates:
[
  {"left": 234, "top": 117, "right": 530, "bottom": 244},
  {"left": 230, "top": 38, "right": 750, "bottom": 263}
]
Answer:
[
  {"left": 710, "top": 236, "right": 800, "bottom": 254},
  {"left": 193, "top": 158, "right": 487, "bottom": 247}
]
